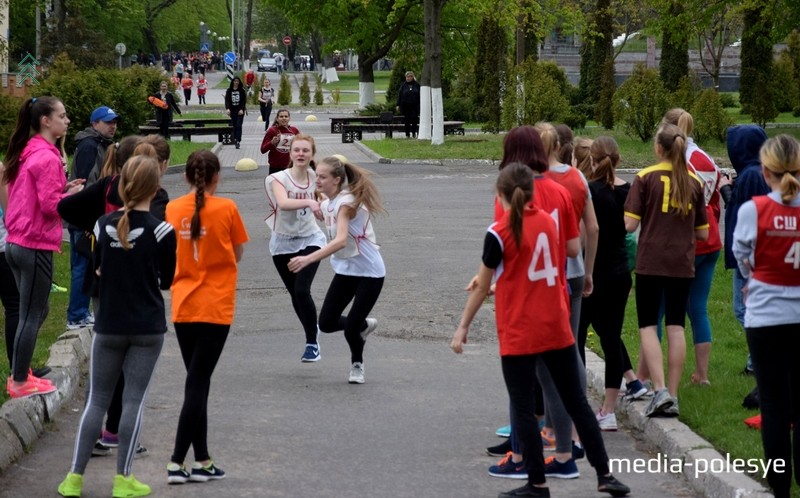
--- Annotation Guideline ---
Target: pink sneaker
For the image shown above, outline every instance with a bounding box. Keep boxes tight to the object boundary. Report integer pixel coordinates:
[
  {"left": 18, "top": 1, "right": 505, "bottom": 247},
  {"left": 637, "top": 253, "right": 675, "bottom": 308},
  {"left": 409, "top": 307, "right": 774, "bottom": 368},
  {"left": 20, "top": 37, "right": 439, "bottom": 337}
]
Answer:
[
  {"left": 7, "top": 378, "right": 56, "bottom": 398},
  {"left": 27, "top": 369, "right": 54, "bottom": 388}
]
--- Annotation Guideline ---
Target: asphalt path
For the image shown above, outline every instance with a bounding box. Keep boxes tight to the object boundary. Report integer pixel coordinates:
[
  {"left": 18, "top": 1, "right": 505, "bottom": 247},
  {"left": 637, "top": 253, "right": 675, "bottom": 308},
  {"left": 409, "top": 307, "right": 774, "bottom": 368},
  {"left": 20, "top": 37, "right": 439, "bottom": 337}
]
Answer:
[{"left": 0, "top": 154, "right": 698, "bottom": 497}]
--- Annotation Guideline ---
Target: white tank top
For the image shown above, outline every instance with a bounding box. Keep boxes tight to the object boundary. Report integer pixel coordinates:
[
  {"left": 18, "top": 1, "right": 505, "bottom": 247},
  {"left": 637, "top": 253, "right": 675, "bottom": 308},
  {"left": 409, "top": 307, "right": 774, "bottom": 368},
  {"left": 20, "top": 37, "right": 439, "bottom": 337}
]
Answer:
[
  {"left": 322, "top": 191, "right": 385, "bottom": 277},
  {"left": 264, "top": 169, "right": 325, "bottom": 254}
]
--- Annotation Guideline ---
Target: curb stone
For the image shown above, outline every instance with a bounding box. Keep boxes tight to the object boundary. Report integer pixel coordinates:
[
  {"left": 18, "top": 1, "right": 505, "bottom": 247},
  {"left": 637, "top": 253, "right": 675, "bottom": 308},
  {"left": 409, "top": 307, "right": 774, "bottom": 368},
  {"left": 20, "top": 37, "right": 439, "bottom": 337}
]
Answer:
[
  {"left": 584, "top": 349, "right": 773, "bottom": 498},
  {"left": 0, "top": 327, "right": 92, "bottom": 472}
]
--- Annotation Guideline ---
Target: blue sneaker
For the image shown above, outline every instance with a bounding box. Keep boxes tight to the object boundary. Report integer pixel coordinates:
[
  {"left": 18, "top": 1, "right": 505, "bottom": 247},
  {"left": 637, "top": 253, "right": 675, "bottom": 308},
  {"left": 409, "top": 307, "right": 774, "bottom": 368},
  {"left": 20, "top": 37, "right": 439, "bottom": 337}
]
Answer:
[
  {"left": 489, "top": 453, "right": 528, "bottom": 479},
  {"left": 624, "top": 379, "right": 649, "bottom": 400},
  {"left": 496, "top": 424, "right": 511, "bottom": 438},
  {"left": 544, "top": 456, "right": 579, "bottom": 479},
  {"left": 301, "top": 344, "right": 320, "bottom": 362},
  {"left": 572, "top": 441, "right": 585, "bottom": 460}
]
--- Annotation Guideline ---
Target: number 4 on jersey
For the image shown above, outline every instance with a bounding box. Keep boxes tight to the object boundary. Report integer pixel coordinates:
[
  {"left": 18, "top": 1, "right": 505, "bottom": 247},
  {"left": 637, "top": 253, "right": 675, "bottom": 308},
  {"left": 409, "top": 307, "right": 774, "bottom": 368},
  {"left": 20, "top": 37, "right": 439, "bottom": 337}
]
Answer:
[
  {"left": 785, "top": 241, "right": 800, "bottom": 269},
  {"left": 528, "top": 232, "right": 558, "bottom": 286}
]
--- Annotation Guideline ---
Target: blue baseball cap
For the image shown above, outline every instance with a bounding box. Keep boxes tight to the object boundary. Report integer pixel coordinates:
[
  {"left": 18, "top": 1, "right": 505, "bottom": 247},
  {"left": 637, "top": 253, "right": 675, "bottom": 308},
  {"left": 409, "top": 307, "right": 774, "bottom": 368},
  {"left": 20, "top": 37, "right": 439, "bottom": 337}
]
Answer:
[{"left": 90, "top": 106, "right": 119, "bottom": 123}]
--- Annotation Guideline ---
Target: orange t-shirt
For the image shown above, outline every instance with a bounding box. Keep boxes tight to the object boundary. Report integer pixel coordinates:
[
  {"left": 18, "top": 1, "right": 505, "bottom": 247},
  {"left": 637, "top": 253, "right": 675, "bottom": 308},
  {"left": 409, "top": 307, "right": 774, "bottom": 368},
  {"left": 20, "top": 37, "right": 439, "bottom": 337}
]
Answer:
[
  {"left": 166, "top": 193, "right": 249, "bottom": 324},
  {"left": 181, "top": 77, "right": 193, "bottom": 90}
]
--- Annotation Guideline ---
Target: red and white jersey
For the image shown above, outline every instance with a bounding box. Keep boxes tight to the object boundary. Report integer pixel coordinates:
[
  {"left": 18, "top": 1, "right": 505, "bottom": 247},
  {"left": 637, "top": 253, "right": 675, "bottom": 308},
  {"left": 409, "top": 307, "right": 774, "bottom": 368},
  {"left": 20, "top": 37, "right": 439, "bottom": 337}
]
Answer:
[
  {"left": 490, "top": 208, "right": 574, "bottom": 356},
  {"left": 752, "top": 195, "right": 800, "bottom": 286},
  {"left": 686, "top": 139, "right": 722, "bottom": 254},
  {"left": 321, "top": 191, "right": 378, "bottom": 259}
]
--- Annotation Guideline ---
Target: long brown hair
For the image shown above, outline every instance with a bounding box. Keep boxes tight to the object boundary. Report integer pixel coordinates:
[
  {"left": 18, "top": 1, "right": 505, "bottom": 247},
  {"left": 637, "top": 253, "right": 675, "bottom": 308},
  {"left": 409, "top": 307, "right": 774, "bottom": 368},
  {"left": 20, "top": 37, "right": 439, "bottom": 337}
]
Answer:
[
  {"left": 656, "top": 123, "right": 691, "bottom": 216},
  {"left": 587, "top": 136, "right": 621, "bottom": 187},
  {"left": 100, "top": 135, "right": 142, "bottom": 179},
  {"left": 3, "top": 96, "right": 63, "bottom": 183},
  {"left": 662, "top": 108, "right": 694, "bottom": 137},
  {"left": 573, "top": 138, "right": 593, "bottom": 177},
  {"left": 185, "top": 149, "right": 221, "bottom": 240},
  {"left": 496, "top": 162, "right": 534, "bottom": 248},
  {"left": 555, "top": 124, "right": 574, "bottom": 165},
  {"left": 761, "top": 134, "right": 800, "bottom": 203},
  {"left": 499, "top": 126, "right": 548, "bottom": 173},
  {"left": 319, "top": 156, "right": 386, "bottom": 216},
  {"left": 115, "top": 154, "right": 161, "bottom": 250}
]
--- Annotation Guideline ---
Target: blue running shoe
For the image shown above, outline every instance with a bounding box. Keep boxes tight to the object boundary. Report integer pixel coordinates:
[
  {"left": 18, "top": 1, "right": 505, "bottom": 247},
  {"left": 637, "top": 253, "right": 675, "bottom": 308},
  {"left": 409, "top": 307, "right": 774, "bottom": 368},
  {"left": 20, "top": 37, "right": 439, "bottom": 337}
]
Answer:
[
  {"left": 544, "top": 456, "right": 579, "bottom": 479},
  {"left": 489, "top": 453, "right": 527, "bottom": 479},
  {"left": 496, "top": 425, "right": 511, "bottom": 438},
  {"left": 301, "top": 344, "right": 320, "bottom": 362}
]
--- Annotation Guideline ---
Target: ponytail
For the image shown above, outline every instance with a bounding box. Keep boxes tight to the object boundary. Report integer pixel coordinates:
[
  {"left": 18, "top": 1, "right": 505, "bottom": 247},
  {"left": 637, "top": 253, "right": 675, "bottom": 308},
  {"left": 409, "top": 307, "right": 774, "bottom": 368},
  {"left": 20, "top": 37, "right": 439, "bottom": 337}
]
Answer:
[
  {"left": 760, "top": 135, "right": 800, "bottom": 203},
  {"left": 572, "top": 138, "right": 593, "bottom": 177},
  {"left": 534, "top": 122, "right": 560, "bottom": 165},
  {"left": 662, "top": 108, "right": 694, "bottom": 137},
  {"left": 100, "top": 135, "right": 142, "bottom": 179},
  {"left": 115, "top": 155, "right": 161, "bottom": 249},
  {"left": 4, "top": 96, "right": 62, "bottom": 183},
  {"left": 496, "top": 163, "right": 534, "bottom": 249},
  {"left": 319, "top": 156, "right": 386, "bottom": 215},
  {"left": 656, "top": 124, "right": 691, "bottom": 216},
  {"left": 588, "top": 136, "right": 621, "bottom": 187}
]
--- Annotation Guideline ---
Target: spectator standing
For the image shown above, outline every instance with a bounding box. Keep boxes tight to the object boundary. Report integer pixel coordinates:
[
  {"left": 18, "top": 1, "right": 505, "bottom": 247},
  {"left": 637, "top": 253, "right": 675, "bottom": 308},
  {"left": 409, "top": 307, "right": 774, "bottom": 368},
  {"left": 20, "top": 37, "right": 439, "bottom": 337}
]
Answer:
[
  {"left": 258, "top": 79, "right": 275, "bottom": 132},
  {"left": 396, "top": 71, "right": 421, "bottom": 138},
  {"left": 165, "top": 150, "right": 248, "bottom": 485},
  {"left": 3, "top": 97, "right": 84, "bottom": 398},
  {"left": 733, "top": 135, "right": 800, "bottom": 498},
  {"left": 67, "top": 106, "right": 118, "bottom": 330},
  {"left": 224, "top": 77, "right": 247, "bottom": 149},
  {"left": 151, "top": 81, "right": 182, "bottom": 140}
]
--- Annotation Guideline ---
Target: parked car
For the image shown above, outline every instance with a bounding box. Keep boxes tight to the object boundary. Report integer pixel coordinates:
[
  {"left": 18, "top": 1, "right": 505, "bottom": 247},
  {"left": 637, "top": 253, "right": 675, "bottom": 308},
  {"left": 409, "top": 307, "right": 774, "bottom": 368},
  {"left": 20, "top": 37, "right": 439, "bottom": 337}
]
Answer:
[{"left": 258, "top": 57, "right": 277, "bottom": 72}]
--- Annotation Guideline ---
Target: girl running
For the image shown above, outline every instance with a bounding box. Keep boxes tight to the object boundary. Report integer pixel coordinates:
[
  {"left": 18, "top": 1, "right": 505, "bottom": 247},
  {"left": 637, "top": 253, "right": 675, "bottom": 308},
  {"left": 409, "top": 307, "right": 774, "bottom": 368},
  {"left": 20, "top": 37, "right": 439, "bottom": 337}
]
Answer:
[
  {"left": 452, "top": 162, "right": 630, "bottom": 498},
  {"left": 624, "top": 123, "right": 708, "bottom": 418},
  {"left": 733, "top": 135, "right": 800, "bottom": 498},
  {"left": 58, "top": 151, "right": 176, "bottom": 498},
  {"left": 261, "top": 109, "right": 300, "bottom": 175},
  {"left": 265, "top": 134, "right": 326, "bottom": 362},
  {"left": 165, "top": 150, "right": 249, "bottom": 485},
  {"left": 3, "top": 97, "right": 83, "bottom": 398},
  {"left": 287, "top": 155, "right": 385, "bottom": 384}
]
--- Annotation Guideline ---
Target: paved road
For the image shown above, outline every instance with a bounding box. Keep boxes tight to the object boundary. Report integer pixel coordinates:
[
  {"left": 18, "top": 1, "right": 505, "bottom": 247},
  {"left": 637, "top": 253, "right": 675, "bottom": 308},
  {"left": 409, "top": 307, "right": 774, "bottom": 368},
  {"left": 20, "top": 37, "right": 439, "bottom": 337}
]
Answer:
[{"left": 0, "top": 86, "right": 701, "bottom": 497}]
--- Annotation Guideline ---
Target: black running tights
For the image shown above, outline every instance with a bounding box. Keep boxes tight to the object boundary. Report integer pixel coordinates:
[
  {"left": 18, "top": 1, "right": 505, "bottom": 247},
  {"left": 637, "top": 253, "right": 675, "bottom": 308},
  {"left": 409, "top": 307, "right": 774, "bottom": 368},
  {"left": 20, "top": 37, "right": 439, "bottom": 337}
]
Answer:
[{"left": 318, "top": 274, "right": 384, "bottom": 363}]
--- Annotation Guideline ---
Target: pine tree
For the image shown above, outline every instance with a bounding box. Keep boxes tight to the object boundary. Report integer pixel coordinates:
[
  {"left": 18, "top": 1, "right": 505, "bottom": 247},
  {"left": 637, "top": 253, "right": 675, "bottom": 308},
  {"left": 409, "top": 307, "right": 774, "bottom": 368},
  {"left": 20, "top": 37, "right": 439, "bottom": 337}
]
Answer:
[
  {"left": 277, "top": 72, "right": 292, "bottom": 106},
  {"left": 314, "top": 73, "right": 324, "bottom": 105},
  {"left": 300, "top": 74, "right": 311, "bottom": 105}
]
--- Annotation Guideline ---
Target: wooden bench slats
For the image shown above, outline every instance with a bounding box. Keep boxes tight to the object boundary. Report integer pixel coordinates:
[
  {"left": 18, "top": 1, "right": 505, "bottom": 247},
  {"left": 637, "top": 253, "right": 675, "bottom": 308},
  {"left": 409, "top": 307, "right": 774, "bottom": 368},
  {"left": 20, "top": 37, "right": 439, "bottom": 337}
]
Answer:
[
  {"left": 138, "top": 125, "right": 234, "bottom": 144},
  {"left": 340, "top": 122, "right": 465, "bottom": 143}
]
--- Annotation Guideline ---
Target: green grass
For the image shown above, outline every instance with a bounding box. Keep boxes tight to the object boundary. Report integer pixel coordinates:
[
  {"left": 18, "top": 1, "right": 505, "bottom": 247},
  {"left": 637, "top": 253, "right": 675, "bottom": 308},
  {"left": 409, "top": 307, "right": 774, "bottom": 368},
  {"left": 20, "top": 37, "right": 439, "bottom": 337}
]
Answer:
[
  {"left": 0, "top": 246, "right": 70, "bottom": 404},
  {"left": 321, "top": 70, "right": 392, "bottom": 93},
  {"left": 584, "top": 259, "right": 787, "bottom": 493},
  {"left": 363, "top": 127, "right": 800, "bottom": 169},
  {"left": 166, "top": 141, "right": 214, "bottom": 166}
]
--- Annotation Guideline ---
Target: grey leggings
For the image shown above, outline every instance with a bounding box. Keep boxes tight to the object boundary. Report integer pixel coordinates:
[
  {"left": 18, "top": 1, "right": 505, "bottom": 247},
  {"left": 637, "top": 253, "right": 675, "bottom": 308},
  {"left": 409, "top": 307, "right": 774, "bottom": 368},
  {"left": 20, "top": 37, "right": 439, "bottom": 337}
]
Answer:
[
  {"left": 70, "top": 332, "right": 163, "bottom": 476},
  {"left": 5, "top": 244, "right": 52, "bottom": 383}
]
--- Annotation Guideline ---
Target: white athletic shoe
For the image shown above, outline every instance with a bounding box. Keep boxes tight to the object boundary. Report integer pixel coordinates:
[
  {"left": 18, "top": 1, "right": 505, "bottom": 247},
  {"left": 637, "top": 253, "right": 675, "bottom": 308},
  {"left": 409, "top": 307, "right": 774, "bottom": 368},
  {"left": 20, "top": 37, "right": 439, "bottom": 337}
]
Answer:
[
  {"left": 362, "top": 318, "right": 378, "bottom": 341},
  {"left": 348, "top": 362, "right": 365, "bottom": 384}
]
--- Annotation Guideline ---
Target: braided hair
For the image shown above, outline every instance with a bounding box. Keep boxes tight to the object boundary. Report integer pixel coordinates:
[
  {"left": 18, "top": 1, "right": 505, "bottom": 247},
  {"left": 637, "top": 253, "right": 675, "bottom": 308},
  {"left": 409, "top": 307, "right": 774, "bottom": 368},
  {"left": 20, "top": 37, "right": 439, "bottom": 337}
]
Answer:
[{"left": 184, "top": 149, "right": 221, "bottom": 240}]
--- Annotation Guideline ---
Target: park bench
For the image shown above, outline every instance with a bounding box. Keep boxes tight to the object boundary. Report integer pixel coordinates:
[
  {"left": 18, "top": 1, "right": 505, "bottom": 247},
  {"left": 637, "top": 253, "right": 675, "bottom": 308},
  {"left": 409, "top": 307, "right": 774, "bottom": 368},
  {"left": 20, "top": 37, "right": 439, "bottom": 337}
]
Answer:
[
  {"left": 340, "top": 121, "right": 465, "bottom": 143},
  {"left": 330, "top": 115, "right": 405, "bottom": 133},
  {"left": 145, "top": 118, "right": 232, "bottom": 127},
  {"left": 138, "top": 123, "right": 234, "bottom": 144}
]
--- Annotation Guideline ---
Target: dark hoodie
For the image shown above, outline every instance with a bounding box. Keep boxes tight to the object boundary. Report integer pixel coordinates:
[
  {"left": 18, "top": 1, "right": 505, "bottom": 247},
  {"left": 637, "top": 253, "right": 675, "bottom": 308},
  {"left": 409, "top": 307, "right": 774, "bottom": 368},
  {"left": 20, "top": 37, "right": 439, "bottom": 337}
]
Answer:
[
  {"left": 71, "top": 127, "right": 113, "bottom": 186},
  {"left": 723, "top": 125, "right": 769, "bottom": 269}
]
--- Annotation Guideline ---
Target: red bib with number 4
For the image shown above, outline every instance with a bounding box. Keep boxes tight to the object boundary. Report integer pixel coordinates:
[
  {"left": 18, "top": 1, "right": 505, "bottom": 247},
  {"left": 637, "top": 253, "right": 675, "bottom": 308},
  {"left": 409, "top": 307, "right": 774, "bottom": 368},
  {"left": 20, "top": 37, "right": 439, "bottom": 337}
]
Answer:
[{"left": 752, "top": 195, "right": 800, "bottom": 286}]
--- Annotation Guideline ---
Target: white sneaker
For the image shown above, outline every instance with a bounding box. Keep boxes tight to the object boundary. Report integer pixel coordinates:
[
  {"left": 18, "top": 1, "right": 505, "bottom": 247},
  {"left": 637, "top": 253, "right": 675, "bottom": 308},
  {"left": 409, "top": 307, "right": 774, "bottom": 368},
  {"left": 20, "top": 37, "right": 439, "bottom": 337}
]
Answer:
[
  {"left": 348, "top": 362, "right": 365, "bottom": 384},
  {"left": 362, "top": 318, "right": 378, "bottom": 341},
  {"left": 596, "top": 410, "right": 618, "bottom": 431}
]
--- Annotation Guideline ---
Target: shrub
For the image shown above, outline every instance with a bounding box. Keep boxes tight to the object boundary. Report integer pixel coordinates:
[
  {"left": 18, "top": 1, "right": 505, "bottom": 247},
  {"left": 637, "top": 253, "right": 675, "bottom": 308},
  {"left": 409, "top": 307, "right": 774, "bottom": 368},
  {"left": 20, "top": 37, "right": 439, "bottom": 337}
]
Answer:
[
  {"left": 36, "top": 54, "right": 164, "bottom": 152},
  {"left": 0, "top": 93, "right": 25, "bottom": 148},
  {"left": 613, "top": 64, "right": 671, "bottom": 142},
  {"left": 277, "top": 72, "right": 292, "bottom": 106},
  {"left": 772, "top": 52, "right": 799, "bottom": 113},
  {"left": 719, "top": 93, "right": 738, "bottom": 108},
  {"left": 563, "top": 107, "right": 589, "bottom": 130},
  {"left": 502, "top": 59, "right": 571, "bottom": 128},
  {"left": 442, "top": 97, "right": 472, "bottom": 122},
  {"left": 328, "top": 88, "right": 342, "bottom": 105},
  {"left": 671, "top": 75, "right": 701, "bottom": 111},
  {"left": 314, "top": 74, "right": 324, "bottom": 105},
  {"left": 691, "top": 89, "right": 734, "bottom": 143},
  {"left": 357, "top": 102, "right": 393, "bottom": 116},
  {"left": 299, "top": 74, "right": 311, "bottom": 106}
]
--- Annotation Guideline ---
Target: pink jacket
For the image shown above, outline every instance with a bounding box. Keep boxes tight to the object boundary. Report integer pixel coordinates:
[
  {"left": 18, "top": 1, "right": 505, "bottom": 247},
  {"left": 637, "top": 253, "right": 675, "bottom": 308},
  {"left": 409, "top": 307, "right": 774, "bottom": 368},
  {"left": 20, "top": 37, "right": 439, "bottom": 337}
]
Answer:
[{"left": 6, "top": 134, "right": 68, "bottom": 252}]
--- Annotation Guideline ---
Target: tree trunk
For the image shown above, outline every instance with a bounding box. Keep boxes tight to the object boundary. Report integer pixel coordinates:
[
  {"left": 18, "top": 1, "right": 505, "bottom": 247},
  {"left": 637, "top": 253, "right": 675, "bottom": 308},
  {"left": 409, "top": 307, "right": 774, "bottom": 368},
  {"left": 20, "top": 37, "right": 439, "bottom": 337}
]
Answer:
[
  {"left": 358, "top": 58, "right": 376, "bottom": 108},
  {"left": 243, "top": 0, "right": 254, "bottom": 60},
  {"left": 422, "top": 0, "right": 445, "bottom": 144}
]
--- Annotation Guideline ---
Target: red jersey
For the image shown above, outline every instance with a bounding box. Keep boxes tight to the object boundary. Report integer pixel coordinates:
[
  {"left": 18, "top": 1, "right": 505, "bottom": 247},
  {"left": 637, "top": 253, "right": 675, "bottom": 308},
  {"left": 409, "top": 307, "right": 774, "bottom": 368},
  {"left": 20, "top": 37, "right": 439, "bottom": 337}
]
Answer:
[
  {"left": 687, "top": 145, "right": 722, "bottom": 255},
  {"left": 544, "top": 166, "right": 587, "bottom": 234},
  {"left": 752, "top": 196, "right": 800, "bottom": 286},
  {"left": 260, "top": 125, "right": 300, "bottom": 171},
  {"left": 490, "top": 208, "right": 574, "bottom": 356}
]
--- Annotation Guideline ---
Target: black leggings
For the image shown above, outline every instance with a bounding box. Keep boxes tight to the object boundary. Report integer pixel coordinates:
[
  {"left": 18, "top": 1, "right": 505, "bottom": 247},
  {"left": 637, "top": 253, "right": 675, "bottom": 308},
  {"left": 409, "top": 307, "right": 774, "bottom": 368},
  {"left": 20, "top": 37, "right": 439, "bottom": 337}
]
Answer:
[
  {"left": 746, "top": 324, "right": 800, "bottom": 498},
  {"left": 318, "top": 274, "right": 384, "bottom": 363},
  {"left": 260, "top": 102, "right": 273, "bottom": 131},
  {"left": 579, "top": 272, "right": 635, "bottom": 388},
  {"left": 0, "top": 252, "right": 20, "bottom": 369},
  {"left": 171, "top": 323, "right": 229, "bottom": 464},
  {"left": 502, "top": 347, "right": 610, "bottom": 487},
  {"left": 272, "top": 247, "right": 320, "bottom": 345},
  {"left": 634, "top": 273, "right": 691, "bottom": 328}
]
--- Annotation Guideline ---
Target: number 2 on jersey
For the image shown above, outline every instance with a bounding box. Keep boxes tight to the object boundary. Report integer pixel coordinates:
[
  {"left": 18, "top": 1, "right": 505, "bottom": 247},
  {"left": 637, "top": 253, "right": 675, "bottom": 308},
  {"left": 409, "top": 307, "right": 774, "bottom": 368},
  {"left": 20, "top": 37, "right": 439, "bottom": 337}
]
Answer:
[{"left": 528, "top": 232, "right": 558, "bottom": 286}]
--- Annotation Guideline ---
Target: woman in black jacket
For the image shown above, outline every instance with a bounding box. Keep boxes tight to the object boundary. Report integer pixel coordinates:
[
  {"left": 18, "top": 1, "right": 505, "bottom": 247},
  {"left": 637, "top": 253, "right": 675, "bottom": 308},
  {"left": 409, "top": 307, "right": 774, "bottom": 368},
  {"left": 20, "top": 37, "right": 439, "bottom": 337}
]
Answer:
[
  {"left": 151, "top": 81, "right": 182, "bottom": 140},
  {"left": 225, "top": 77, "right": 248, "bottom": 149},
  {"left": 395, "top": 71, "right": 421, "bottom": 138}
]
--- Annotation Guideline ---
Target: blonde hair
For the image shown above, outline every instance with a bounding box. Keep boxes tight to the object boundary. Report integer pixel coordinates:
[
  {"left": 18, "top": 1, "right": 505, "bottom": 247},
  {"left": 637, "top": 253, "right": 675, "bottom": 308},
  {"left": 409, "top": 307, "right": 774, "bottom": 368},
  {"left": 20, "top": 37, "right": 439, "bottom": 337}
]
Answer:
[
  {"left": 114, "top": 154, "right": 161, "bottom": 249},
  {"left": 656, "top": 123, "right": 692, "bottom": 216},
  {"left": 662, "top": 108, "right": 694, "bottom": 138},
  {"left": 318, "top": 156, "right": 386, "bottom": 216},
  {"left": 534, "top": 122, "right": 560, "bottom": 163},
  {"left": 760, "top": 134, "right": 800, "bottom": 203}
]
